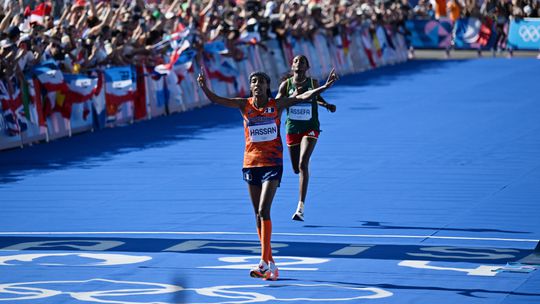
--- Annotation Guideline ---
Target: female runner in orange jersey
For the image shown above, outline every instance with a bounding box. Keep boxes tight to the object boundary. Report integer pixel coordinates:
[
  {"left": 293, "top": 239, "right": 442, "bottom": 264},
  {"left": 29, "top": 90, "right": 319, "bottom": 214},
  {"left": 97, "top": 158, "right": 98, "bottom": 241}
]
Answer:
[{"left": 197, "top": 69, "right": 337, "bottom": 280}]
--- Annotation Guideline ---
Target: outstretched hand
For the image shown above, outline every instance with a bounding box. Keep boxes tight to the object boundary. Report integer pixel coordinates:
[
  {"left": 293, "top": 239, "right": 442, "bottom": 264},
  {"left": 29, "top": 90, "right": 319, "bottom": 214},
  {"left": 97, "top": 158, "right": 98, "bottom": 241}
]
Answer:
[
  {"left": 326, "top": 103, "right": 337, "bottom": 112},
  {"left": 197, "top": 71, "right": 206, "bottom": 88},
  {"left": 325, "top": 68, "right": 338, "bottom": 88}
]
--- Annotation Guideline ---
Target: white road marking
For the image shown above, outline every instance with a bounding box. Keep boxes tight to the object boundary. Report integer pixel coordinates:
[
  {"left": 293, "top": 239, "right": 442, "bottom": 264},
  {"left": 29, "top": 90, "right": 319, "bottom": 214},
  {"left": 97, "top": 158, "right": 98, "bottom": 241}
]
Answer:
[{"left": 0, "top": 231, "right": 537, "bottom": 243}]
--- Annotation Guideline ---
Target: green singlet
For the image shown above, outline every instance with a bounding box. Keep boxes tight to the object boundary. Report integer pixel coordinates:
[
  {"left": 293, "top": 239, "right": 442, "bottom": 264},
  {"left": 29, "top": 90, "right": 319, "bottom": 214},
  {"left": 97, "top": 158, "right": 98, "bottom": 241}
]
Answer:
[{"left": 285, "top": 77, "right": 320, "bottom": 134}]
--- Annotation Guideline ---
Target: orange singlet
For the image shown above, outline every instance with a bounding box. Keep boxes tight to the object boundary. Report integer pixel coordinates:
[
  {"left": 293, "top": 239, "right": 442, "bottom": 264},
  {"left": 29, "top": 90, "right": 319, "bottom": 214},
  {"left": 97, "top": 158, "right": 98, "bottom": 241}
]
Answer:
[{"left": 242, "top": 97, "right": 283, "bottom": 168}]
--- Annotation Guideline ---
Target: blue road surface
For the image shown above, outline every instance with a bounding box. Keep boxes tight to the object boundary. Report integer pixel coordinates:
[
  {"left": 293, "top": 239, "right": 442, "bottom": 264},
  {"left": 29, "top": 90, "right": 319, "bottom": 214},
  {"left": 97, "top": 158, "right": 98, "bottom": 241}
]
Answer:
[{"left": 1, "top": 58, "right": 540, "bottom": 303}]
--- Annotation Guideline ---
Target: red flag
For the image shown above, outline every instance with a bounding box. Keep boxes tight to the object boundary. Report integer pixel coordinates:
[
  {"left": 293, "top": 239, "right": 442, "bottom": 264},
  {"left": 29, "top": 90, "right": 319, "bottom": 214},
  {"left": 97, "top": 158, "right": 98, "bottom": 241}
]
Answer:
[{"left": 30, "top": 2, "right": 52, "bottom": 25}]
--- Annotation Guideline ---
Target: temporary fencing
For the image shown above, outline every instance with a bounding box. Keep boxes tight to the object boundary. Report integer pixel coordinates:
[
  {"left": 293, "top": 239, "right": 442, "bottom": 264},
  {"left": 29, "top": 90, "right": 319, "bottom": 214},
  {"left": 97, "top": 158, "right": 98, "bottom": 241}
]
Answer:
[
  {"left": 405, "top": 17, "right": 540, "bottom": 50},
  {"left": 508, "top": 18, "right": 540, "bottom": 50},
  {"left": 0, "top": 26, "right": 408, "bottom": 151}
]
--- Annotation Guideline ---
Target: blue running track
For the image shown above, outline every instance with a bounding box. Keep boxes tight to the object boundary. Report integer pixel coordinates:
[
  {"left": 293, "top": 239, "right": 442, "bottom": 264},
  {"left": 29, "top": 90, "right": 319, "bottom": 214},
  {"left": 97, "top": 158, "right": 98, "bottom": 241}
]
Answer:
[{"left": 1, "top": 58, "right": 540, "bottom": 303}]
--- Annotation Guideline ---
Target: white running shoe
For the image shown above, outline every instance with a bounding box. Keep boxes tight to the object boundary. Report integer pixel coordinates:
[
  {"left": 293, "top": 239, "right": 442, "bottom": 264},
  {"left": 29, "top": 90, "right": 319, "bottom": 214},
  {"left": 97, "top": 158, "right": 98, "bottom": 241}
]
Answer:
[
  {"left": 292, "top": 210, "right": 304, "bottom": 221},
  {"left": 249, "top": 260, "right": 269, "bottom": 278},
  {"left": 264, "top": 262, "right": 279, "bottom": 281},
  {"left": 292, "top": 202, "right": 304, "bottom": 221}
]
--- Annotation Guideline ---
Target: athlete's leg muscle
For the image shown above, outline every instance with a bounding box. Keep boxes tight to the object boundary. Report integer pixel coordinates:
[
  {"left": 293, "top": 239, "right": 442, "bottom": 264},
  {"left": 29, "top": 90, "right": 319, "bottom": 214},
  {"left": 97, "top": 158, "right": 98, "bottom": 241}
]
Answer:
[
  {"left": 258, "top": 180, "right": 279, "bottom": 220},
  {"left": 288, "top": 144, "right": 301, "bottom": 174},
  {"left": 248, "top": 184, "right": 262, "bottom": 227},
  {"left": 299, "top": 137, "right": 317, "bottom": 202}
]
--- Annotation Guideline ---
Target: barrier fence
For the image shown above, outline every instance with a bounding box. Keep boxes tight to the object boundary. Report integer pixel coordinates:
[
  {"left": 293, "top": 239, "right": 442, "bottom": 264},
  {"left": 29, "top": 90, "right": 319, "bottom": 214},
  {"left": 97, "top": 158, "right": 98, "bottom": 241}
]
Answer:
[
  {"left": 508, "top": 18, "right": 540, "bottom": 50},
  {"left": 1, "top": 26, "right": 408, "bottom": 151},
  {"left": 406, "top": 17, "right": 540, "bottom": 51}
]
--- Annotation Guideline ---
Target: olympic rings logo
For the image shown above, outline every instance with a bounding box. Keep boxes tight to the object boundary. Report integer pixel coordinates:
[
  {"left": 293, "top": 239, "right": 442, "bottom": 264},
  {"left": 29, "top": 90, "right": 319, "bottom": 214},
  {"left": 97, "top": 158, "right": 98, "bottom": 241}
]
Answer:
[
  {"left": 518, "top": 25, "right": 540, "bottom": 42},
  {"left": 0, "top": 279, "right": 393, "bottom": 303}
]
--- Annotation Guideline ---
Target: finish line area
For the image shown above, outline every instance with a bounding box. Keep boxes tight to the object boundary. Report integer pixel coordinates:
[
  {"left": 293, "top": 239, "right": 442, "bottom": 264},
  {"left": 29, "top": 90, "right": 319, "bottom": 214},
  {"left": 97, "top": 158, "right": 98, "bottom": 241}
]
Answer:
[{"left": 1, "top": 58, "right": 540, "bottom": 303}]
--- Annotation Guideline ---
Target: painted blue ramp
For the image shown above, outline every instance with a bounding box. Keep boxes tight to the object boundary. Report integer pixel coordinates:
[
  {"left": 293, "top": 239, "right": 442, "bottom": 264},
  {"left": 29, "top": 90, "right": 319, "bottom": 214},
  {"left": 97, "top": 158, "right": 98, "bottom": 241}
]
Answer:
[{"left": 1, "top": 58, "right": 540, "bottom": 303}]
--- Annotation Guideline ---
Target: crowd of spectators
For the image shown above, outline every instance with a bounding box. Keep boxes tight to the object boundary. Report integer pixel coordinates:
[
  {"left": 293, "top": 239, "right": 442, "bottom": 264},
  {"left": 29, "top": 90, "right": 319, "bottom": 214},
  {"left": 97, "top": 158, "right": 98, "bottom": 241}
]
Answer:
[
  {"left": 1, "top": 0, "right": 538, "bottom": 82},
  {"left": 410, "top": 0, "right": 540, "bottom": 21},
  {"left": 0, "top": 0, "right": 413, "bottom": 82}
]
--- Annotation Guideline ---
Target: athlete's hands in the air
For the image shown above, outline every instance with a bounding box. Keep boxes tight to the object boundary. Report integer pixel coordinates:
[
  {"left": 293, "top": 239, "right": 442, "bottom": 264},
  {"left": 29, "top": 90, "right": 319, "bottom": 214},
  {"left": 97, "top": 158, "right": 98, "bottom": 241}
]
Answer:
[
  {"left": 324, "top": 68, "right": 338, "bottom": 88},
  {"left": 197, "top": 71, "right": 207, "bottom": 88},
  {"left": 326, "top": 103, "right": 337, "bottom": 112}
]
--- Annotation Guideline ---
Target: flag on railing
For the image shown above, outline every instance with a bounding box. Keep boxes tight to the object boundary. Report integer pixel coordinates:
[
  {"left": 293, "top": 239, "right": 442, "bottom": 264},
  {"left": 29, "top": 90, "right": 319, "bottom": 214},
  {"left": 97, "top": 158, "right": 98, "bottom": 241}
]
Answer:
[
  {"left": 0, "top": 79, "right": 27, "bottom": 136},
  {"left": 64, "top": 74, "right": 99, "bottom": 120},
  {"left": 33, "top": 61, "right": 67, "bottom": 92},
  {"left": 173, "top": 50, "right": 197, "bottom": 83},
  {"left": 207, "top": 59, "right": 239, "bottom": 85},
  {"left": 104, "top": 66, "right": 135, "bottom": 123},
  {"left": 154, "top": 39, "right": 191, "bottom": 75}
]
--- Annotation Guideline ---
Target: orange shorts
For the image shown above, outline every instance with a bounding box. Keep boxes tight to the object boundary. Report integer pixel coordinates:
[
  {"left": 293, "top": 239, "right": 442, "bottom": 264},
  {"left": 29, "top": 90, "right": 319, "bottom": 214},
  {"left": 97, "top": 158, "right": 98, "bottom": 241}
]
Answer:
[{"left": 286, "top": 130, "right": 320, "bottom": 146}]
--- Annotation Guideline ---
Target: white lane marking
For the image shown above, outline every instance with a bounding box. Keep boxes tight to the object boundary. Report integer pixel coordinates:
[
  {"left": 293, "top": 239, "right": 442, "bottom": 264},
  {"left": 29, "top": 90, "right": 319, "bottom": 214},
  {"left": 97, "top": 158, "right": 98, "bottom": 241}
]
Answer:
[
  {"left": 0, "top": 253, "right": 151, "bottom": 266},
  {"left": 0, "top": 231, "right": 537, "bottom": 243},
  {"left": 399, "top": 260, "right": 500, "bottom": 276}
]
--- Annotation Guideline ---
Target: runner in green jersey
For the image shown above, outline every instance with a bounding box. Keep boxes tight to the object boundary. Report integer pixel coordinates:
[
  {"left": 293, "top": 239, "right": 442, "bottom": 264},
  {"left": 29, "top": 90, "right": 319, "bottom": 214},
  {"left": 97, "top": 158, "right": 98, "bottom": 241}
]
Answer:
[{"left": 276, "top": 55, "right": 337, "bottom": 221}]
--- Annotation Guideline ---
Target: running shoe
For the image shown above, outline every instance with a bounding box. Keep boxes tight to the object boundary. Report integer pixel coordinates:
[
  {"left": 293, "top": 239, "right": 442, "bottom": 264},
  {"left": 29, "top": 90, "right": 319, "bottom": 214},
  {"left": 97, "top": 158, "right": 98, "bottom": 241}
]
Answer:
[
  {"left": 250, "top": 260, "right": 269, "bottom": 278},
  {"left": 292, "top": 202, "right": 304, "bottom": 221},
  {"left": 292, "top": 210, "right": 304, "bottom": 221},
  {"left": 264, "top": 262, "right": 279, "bottom": 281}
]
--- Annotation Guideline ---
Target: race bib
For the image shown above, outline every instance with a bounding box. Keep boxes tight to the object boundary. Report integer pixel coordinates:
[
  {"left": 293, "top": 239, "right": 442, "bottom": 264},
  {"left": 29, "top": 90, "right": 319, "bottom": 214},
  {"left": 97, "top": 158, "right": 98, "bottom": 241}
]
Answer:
[
  {"left": 248, "top": 122, "right": 278, "bottom": 142},
  {"left": 289, "top": 103, "right": 312, "bottom": 120}
]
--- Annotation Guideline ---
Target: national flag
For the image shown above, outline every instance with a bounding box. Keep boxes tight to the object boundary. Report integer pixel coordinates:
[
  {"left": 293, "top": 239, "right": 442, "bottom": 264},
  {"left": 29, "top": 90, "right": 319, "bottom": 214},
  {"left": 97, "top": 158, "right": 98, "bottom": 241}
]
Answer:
[
  {"left": 340, "top": 31, "right": 351, "bottom": 55},
  {"left": 64, "top": 74, "right": 99, "bottom": 119},
  {"left": 32, "top": 61, "right": 68, "bottom": 118},
  {"left": 154, "top": 39, "right": 191, "bottom": 75},
  {"left": 207, "top": 59, "right": 239, "bottom": 84},
  {"left": 0, "top": 79, "right": 27, "bottom": 135},
  {"left": 134, "top": 66, "right": 148, "bottom": 120},
  {"left": 33, "top": 61, "right": 67, "bottom": 93},
  {"left": 173, "top": 49, "right": 196, "bottom": 83},
  {"left": 152, "top": 28, "right": 190, "bottom": 51},
  {"left": 361, "top": 30, "right": 376, "bottom": 68},
  {"left": 204, "top": 40, "right": 227, "bottom": 54},
  {"left": 29, "top": 2, "right": 52, "bottom": 25},
  {"left": 104, "top": 66, "right": 135, "bottom": 123}
]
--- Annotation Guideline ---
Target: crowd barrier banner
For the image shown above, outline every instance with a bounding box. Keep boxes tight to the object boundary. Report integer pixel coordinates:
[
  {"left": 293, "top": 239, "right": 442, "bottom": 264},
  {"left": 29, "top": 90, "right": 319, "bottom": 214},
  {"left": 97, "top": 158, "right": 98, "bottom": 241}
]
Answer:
[
  {"left": 20, "top": 77, "right": 47, "bottom": 145},
  {"left": 164, "top": 72, "right": 184, "bottom": 114},
  {"left": 406, "top": 18, "right": 453, "bottom": 49},
  {"left": 104, "top": 66, "right": 135, "bottom": 127},
  {"left": 453, "top": 17, "right": 496, "bottom": 49},
  {"left": 144, "top": 67, "right": 167, "bottom": 119},
  {"left": 0, "top": 78, "right": 24, "bottom": 150},
  {"left": 172, "top": 49, "right": 198, "bottom": 111},
  {"left": 91, "top": 72, "right": 107, "bottom": 130},
  {"left": 33, "top": 62, "right": 70, "bottom": 140},
  {"left": 508, "top": 18, "right": 540, "bottom": 50},
  {"left": 203, "top": 40, "right": 238, "bottom": 97},
  {"left": 64, "top": 74, "right": 97, "bottom": 135},
  {"left": 1, "top": 29, "right": 408, "bottom": 151}
]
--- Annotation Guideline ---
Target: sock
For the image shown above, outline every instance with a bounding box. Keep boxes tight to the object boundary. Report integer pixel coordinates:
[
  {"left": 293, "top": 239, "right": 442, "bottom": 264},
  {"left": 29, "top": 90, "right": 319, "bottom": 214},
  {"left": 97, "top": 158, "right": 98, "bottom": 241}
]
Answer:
[
  {"left": 297, "top": 201, "right": 304, "bottom": 212},
  {"left": 261, "top": 219, "right": 273, "bottom": 263}
]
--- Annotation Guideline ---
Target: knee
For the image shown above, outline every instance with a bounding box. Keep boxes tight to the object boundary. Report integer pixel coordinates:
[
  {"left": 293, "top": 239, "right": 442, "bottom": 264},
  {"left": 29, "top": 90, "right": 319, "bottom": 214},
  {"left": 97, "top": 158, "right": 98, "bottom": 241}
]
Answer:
[
  {"left": 299, "top": 159, "right": 309, "bottom": 173},
  {"left": 258, "top": 208, "right": 271, "bottom": 220},
  {"left": 292, "top": 162, "right": 300, "bottom": 174}
]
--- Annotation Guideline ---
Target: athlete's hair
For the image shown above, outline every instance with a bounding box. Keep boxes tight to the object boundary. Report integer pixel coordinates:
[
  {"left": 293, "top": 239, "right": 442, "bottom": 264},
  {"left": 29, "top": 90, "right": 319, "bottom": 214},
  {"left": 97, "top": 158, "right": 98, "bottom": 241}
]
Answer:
[{"left": 249, "top": 72, "right": 272, "bottom": 97}]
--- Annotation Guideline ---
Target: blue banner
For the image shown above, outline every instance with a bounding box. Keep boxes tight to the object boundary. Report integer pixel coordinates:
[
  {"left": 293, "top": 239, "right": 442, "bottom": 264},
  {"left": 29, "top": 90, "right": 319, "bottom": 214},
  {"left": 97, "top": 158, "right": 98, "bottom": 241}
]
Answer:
[
  {"left": 405, "top": 18, "right": 453, "bottom": 49},
  {"left": 508, "top": 18, "right": 540, "bottom": 50}
]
